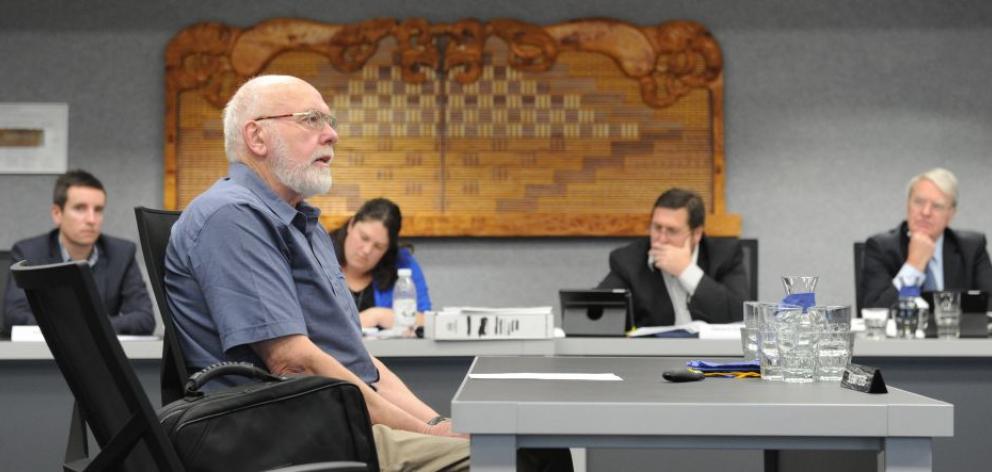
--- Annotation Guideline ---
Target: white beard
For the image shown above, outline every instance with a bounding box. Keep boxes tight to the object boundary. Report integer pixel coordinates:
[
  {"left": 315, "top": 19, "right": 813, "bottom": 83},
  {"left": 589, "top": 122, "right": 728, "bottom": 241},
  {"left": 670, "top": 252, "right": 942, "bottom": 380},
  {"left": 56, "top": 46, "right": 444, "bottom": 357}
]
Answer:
[{"left": 269, "top": 133, "right": 333, "bottom": 199}]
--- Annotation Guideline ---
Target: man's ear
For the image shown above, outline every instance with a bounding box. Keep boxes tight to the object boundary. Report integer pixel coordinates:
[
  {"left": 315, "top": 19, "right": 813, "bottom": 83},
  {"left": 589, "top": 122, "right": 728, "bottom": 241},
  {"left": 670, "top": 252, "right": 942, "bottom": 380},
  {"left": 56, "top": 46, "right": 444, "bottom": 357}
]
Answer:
[
  {"left": 691, "top": 227, "right": 704, "bottom": 246},
  {"left": 51, "top": 204, "right": 63, "bottom": 227},
  {"left": 244, "top": 121, "right": 268, "bottom": 156}
]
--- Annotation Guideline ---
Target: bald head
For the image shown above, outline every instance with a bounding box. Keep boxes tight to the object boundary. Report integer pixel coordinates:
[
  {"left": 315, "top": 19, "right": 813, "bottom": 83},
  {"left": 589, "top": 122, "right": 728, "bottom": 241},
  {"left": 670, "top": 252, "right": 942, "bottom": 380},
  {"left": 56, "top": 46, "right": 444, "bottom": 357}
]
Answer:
[
  {"left": 222, "top": 75, "right": 324, "bottom": 163},
  {"left": 220, "top": 75, "right": 338, "bottom": 204}
]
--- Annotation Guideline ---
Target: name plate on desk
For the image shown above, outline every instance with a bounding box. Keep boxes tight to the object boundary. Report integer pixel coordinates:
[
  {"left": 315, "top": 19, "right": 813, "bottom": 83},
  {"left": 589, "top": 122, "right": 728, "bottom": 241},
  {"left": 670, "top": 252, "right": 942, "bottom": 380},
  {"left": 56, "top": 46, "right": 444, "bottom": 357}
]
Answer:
[
  {"left": 425, "top": 307, "right": 554, "bottom": 340},
  {"left": 841, "top": 363, "right": 888, "bottom": 394}
]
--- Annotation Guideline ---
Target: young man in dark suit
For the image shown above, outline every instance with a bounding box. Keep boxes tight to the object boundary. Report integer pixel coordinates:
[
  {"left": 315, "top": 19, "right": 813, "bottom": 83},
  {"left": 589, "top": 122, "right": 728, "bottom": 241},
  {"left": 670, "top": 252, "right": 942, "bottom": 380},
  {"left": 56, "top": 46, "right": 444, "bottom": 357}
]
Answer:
[
  {"left": 862, "top": 168, "right": 992, "bottom": 309},
  {"left": 598, "top": 188, "right": 747, "bottom": 327},
  {"left": 2, "top": 170, "right": 155, "bottom": 336}
]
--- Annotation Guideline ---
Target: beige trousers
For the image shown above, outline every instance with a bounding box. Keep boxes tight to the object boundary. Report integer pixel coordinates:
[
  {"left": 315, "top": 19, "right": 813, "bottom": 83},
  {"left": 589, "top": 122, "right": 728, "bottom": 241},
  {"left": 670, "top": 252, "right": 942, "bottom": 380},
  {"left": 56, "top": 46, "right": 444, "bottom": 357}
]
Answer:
[{"left": 372, "top": 424, "right": 470, "bottom": 472}]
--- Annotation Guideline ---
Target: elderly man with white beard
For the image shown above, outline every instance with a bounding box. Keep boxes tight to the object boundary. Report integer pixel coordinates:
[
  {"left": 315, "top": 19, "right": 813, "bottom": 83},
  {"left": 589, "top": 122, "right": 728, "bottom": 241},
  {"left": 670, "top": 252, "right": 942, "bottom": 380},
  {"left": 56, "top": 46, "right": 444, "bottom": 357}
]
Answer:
[{"left": 163, "top": 75, "right": 476, "bottom": 470}]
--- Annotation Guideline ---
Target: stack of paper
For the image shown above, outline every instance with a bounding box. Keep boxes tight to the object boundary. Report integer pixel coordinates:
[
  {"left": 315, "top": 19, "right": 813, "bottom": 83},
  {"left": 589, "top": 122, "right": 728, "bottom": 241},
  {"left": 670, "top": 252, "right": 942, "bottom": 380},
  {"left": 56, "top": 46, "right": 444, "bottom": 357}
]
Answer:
[{"left": 427, "top": 306, "right": 554, "bottom": 340}]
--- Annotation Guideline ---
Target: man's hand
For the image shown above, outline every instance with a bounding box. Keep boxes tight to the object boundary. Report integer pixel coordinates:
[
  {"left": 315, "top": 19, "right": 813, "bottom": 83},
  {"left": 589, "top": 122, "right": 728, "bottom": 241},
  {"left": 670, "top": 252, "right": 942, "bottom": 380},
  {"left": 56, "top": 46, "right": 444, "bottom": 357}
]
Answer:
[
  {"left": 649, "top": 237, "right": 693, "bottom": 276},
  {"left": 906, "top": 232, "right": 936, "bottom": 272}
]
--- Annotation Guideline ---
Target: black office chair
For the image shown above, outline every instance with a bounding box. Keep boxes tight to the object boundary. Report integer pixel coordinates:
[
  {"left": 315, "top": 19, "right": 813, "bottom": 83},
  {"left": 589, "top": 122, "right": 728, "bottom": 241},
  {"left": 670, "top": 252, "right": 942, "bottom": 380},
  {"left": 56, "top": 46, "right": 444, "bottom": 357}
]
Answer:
[
  {"left": 12, "top": 260, "right": 368, "bottom": 472},
  {"left": 739, "top": 238, "right": 759, "bottom": 301},
  {"left": 134, "top": 207, "right": 187, "bottom": 405},
  {"left": 854, "top": 242, "right": 866, "bottom": 315},
  {"left": 12, "top": 260, "right": 186, "bottom": 471}
]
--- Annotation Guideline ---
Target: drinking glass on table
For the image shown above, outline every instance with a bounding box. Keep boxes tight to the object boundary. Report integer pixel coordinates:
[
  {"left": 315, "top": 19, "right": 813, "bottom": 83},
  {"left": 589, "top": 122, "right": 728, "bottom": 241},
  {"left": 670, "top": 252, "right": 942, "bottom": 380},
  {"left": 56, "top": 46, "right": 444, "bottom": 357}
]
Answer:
[
  {"left": 740, "top": 326, "right": 759, "bottom": 361},
  {"left": 757, "top": 302, "right": 802, "bottom": 381},
  {"left": 740, "top": 302, "right": 761, "bottom": 361},
  {"left": 782, "top": 276, "right": 818, "bottom": 309},
  {"left": 811, "top": 305, "right": 853, "bottom": 382},
  {"left": 861, "top": 308, "right": 889, "bottom": 340},
  {"left": 782, "top": 275, "right": 818, "bottom": 295},
  {"left": 777, "top": 319, "right": 818, "bottom": 383},
  {"left": 934, "top": 291, "right": 961, "bottom": 339}
]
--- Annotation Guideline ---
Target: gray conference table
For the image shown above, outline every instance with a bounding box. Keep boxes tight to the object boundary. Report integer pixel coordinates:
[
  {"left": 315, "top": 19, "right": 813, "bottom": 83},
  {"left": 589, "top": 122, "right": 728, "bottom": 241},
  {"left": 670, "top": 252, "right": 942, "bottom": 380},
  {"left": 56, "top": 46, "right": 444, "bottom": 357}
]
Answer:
[{"left": 452, "top": 356, "right": 953, "bottom": 472}]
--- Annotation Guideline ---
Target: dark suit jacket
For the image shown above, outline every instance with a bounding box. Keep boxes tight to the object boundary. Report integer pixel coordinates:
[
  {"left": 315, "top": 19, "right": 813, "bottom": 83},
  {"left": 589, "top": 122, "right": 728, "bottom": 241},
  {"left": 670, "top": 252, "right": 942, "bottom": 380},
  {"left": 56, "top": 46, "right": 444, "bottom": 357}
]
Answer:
[
  {"left": 2, "top": 229, "right": 155, "bottom": 335},
  {"left": 862, "top": 221, "right": 992, "bottom": 310},
  {"left": 597, "top": 236, "right": 748, "bottom": 327}
]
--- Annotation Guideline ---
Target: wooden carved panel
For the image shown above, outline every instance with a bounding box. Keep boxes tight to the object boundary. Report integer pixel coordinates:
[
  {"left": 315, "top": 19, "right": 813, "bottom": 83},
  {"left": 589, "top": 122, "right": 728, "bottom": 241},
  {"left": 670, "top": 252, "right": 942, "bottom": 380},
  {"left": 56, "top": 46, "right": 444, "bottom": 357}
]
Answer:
[{"left": 165, "top": 18, "right": 740, "bottom": 236}]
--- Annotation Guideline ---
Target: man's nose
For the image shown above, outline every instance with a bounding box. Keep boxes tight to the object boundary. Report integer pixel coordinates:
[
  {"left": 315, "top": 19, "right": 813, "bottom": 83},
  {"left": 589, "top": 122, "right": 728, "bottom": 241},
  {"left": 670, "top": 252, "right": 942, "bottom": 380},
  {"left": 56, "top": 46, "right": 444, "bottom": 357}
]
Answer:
[{"left": 320, "top": 125, "right": 338, "bottom": 146}]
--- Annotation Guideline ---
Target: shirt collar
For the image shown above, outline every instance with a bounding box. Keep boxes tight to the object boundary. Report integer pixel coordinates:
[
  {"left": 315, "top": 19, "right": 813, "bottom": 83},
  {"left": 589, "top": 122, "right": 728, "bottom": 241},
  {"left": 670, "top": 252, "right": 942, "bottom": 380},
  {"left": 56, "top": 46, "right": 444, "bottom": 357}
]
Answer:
[
  {"left": 57, "top": 237, "right": 99, "bottom": 267},
  {"left": 228, "top": 162, "right": 322, "bottom": 235}
]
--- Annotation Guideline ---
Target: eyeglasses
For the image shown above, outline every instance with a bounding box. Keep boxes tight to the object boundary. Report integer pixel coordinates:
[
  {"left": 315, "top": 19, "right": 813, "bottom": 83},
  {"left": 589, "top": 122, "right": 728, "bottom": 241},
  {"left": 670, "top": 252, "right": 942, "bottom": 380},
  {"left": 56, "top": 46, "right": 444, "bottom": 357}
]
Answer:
[
  {"left": 649, "top": 223, "right": 690, "bottom": 239},
  {"left": 910, "top": 196, "right": 952, "bottom": 214},
  {"left": 254, "top": 110, "right": 337, "bottom": 130}
]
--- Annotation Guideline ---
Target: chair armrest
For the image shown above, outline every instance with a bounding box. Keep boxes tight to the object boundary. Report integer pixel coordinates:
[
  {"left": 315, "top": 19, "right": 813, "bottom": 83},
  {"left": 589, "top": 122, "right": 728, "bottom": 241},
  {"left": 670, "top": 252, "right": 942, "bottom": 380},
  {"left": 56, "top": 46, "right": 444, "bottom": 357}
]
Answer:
[
  {"left": 267, "top": 462, "right": 368, "bottom": 472},
  {"left": 63, "top": 458, "right": 89, "bottom": 472}
]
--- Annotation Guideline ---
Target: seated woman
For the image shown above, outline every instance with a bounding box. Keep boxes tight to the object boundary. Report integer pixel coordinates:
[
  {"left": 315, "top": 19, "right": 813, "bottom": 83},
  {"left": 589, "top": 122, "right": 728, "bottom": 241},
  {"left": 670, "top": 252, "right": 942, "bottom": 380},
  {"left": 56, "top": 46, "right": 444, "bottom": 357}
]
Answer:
[{"left": 330, "top": 198, "right": 431, "bottom": 329}]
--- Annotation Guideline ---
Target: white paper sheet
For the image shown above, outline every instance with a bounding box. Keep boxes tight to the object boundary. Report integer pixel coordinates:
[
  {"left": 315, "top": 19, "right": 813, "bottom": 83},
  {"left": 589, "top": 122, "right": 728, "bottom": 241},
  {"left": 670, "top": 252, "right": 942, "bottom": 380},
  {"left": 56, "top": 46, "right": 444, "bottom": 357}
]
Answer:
[{"left": 469, "top": 372, "right": 622, "bottom": 381}]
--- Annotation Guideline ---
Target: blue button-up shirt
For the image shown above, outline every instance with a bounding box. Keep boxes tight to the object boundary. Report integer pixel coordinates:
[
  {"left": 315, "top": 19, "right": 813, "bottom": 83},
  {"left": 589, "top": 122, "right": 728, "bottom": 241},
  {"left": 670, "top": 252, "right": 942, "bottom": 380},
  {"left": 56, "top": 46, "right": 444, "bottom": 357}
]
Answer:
[{"left": 165, "top": 163, "right": 378, "bottom": 384}]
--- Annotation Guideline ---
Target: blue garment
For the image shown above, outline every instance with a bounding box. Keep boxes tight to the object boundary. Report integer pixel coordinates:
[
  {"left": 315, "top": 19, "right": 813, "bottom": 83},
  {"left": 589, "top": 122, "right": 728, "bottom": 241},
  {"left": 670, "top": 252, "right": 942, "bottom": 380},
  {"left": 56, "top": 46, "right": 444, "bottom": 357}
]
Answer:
[
  {"left": 372, "top": 248, "right": 432, "bottom": 312},
  {"left": 3, "top": 229, "right": 155, "bottom": 335},
  {"left": 165, "top": 162, "right": 378, "bottom": 385},
  {"left": 923, "top": 263, "right": 938, "bottom": 291}
]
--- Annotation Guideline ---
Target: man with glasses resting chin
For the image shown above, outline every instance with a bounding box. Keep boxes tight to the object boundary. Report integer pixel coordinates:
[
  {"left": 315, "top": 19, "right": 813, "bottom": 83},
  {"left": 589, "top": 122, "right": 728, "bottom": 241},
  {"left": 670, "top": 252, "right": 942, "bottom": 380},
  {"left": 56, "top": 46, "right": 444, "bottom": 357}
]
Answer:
[
  {"left": 862, "top": 168, "right": 992, "bottom": 310},
  {"left": 598, "top": 188, "right": 748, "bottom": 327}
]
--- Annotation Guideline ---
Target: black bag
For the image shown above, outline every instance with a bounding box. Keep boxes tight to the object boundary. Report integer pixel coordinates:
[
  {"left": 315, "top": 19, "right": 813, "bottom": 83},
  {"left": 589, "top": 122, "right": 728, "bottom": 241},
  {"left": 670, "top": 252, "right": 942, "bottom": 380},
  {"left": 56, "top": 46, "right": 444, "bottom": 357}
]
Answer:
[{"left": 158, "top": 362, "right": 378, "bottom": 471}]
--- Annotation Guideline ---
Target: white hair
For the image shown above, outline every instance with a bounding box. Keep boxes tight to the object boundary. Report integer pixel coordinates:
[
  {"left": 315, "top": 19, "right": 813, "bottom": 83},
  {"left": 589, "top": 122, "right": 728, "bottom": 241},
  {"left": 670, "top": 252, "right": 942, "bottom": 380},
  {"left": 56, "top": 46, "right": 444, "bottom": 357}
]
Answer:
[
  {"left": 907, "top": 167, "right": 958, "bottom": 208},
  {"left": 222, "top": 75, "right": 299, "bottom": 163}
]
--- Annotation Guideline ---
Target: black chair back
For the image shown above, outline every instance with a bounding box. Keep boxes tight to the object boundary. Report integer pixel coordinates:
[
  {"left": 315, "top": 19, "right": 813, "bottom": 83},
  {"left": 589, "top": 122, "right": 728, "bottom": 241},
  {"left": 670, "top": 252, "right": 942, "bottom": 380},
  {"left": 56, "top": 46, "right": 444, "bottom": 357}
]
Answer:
[
  {"left": 854, "top": 241, "right": 866, "bottom": 315},
  {"left": 1, "top": 249, "right": 10, "bottom": 338},
  {"left": 134, "top": 207, "right": 188, "bottom": 405},
  {"left": 11, "top": 260, "right": 185, "bottom": 471},
  {"left": 739, "top": 239, "right": 759, "bottom": 301}
]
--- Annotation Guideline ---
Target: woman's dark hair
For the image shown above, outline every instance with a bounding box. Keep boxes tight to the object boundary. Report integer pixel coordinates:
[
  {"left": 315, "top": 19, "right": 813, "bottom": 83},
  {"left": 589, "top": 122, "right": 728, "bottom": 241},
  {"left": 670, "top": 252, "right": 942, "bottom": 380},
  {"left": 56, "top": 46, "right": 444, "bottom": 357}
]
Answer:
[{"left": 331, "top": 198, "right": 403, "bottom": 291}]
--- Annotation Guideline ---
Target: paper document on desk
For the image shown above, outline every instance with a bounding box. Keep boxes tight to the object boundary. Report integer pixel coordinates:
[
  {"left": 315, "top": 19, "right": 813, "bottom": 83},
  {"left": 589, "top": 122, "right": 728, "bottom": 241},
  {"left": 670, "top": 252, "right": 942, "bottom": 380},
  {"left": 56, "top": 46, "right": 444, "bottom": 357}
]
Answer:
[
  {"left": 628, "top": 321, "right": 743, "bottom": 339},
  {"left": 11, "top": 325, "right": 159, "bottom": 342},
  {"left": 469, "top": 372, "right": 622, "bottom": 381}
]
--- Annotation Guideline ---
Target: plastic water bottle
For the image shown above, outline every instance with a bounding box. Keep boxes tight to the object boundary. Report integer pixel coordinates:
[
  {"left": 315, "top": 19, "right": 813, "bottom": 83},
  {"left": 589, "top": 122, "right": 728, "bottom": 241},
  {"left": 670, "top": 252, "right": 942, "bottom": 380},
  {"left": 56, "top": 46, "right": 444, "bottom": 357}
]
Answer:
[
  {"left": 894, "top": 285, "right": 920, "bottom": 339},
  {"left": 392, "top": 268, "right": 417, "bottom": 332}
]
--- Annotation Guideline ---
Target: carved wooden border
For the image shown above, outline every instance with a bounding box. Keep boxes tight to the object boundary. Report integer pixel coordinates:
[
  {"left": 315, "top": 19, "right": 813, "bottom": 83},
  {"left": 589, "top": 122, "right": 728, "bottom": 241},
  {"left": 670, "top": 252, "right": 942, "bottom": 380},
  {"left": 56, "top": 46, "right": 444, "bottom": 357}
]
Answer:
[{"left": 165, "top": 18, "right": 740, "bottom": 236}]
